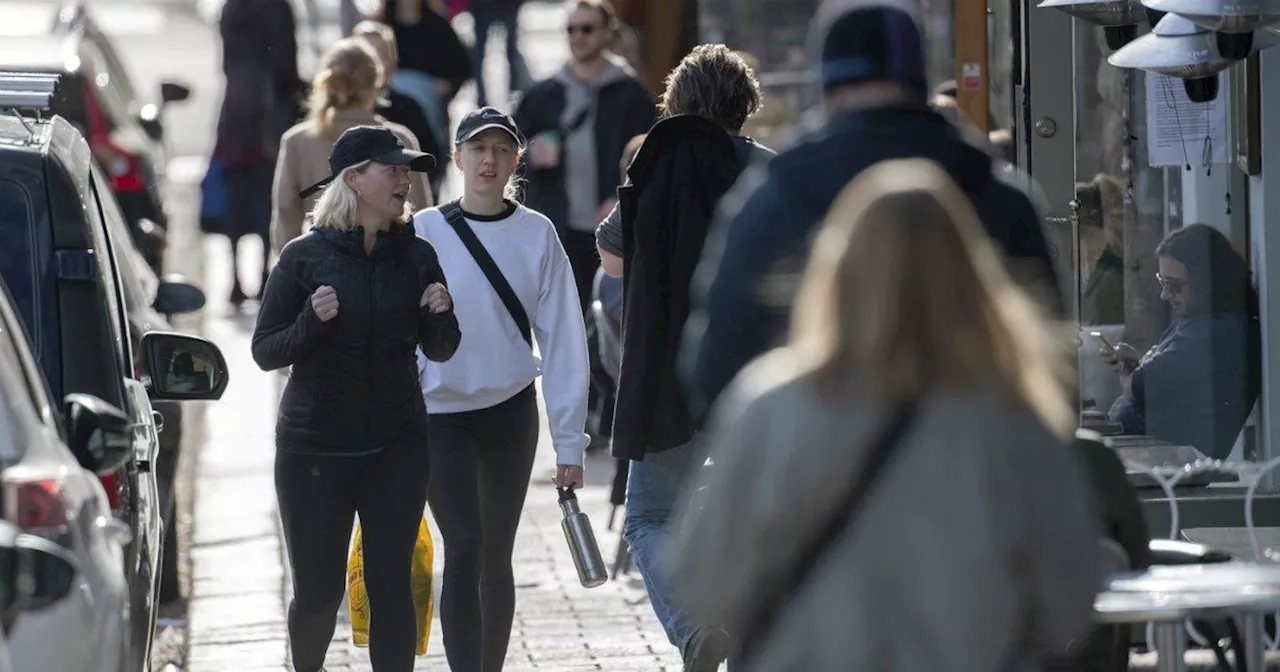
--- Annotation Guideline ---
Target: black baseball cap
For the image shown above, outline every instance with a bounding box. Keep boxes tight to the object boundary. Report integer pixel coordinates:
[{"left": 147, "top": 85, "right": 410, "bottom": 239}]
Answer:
[
  {"left": 299, "top": 125, "right": 437, "bottom": 199},
  {"left": 455, "top": 106, "right": 524, "bottom": 146}
]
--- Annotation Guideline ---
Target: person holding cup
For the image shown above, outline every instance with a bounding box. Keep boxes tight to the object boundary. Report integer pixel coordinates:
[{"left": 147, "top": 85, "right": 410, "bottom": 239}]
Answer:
[{"left": 512, "top": 0, "right": 655, "bottom": 311}]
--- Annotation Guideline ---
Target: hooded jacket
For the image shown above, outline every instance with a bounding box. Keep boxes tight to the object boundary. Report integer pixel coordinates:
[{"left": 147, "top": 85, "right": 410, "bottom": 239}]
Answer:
[
  {"left": 251, "top": 224, "right": 461, "bottom": 455},
  {"left": 512, "top": 55, "right": 655, "bottom": 231},
  {"left": 611, "top": 115, "right": 763, "bottom": 460},
  {"left": 681, "top": 105, "right": 1065, "bottom": 414}
]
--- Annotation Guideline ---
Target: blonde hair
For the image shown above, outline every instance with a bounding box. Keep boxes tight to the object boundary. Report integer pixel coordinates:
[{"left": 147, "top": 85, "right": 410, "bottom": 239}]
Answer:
[
  {"left": 789, "top": 158, "right": 1073, "bottom": 436},
  {"left": 309, "top": 161, "right": 414, "bottom": 230},
  {"left": 308, "top": 38, "right": 383, "bottom": 140},
  {"left": 352, "top": 20, "right": 398, "bottom": 65}
]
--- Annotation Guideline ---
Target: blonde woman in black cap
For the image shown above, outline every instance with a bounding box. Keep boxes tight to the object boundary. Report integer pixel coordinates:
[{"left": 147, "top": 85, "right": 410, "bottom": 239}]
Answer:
[
  {"left": 412, "top": 106, "right": 590, "bottom": 672},
  {"left": 252, "top": 125, "right": 461, "bottom": 672}
]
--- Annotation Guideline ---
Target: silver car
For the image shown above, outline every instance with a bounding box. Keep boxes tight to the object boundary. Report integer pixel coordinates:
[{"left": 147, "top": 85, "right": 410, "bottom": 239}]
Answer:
[{"left": 0, "top": 280, "right": 133, "bottom": 672}]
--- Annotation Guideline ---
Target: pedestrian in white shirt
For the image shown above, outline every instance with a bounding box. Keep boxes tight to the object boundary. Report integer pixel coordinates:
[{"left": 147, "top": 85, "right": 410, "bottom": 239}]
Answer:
[{"left": 413, "top": 106, "right": 590, "bottom": 672}]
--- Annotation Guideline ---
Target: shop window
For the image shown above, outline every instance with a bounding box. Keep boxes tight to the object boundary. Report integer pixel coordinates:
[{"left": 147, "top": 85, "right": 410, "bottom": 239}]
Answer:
[{"left": 1072, "top": 27, "right": 1261, "bottom": 460}]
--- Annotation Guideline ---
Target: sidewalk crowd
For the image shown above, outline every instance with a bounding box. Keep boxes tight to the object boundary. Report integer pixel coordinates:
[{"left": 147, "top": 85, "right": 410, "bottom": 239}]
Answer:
[{"left": 186, "top": 0, "right": 1209, "bottom": 671}]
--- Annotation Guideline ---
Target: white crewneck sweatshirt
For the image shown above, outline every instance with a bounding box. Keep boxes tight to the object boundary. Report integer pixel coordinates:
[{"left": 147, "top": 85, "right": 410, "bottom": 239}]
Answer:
[{"left": 413, "top": 202, "right": 591, "bottom": 467}]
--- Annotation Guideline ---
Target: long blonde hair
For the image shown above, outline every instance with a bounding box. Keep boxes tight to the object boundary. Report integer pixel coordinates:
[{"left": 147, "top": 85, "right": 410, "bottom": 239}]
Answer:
[
  {"left": 789, "top": 158, "right": 1073, "bottom": 436},
  {"left": 309, "top": 161, "right": 413, "bottom": 231},
  {"left": 308, "top": 38, "right": 383, "bottom": 140}
]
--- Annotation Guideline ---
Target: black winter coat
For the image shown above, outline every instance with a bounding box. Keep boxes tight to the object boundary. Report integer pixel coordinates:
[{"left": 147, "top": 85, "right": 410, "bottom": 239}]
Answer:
[
  {"left": 611, "top": 115, "right": 759, "bottom": 460},
  {"left": 251, "top": 224, "right": 461, "bottom": 455}
]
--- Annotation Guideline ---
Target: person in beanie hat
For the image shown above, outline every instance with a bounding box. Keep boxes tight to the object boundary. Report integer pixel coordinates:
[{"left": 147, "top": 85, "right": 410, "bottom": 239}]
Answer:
[{"left": 680, "top": 0, "right": 1064, "bottom": 416}]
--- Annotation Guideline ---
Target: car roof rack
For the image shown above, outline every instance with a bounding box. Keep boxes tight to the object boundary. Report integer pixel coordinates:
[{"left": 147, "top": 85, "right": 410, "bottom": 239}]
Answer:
[
  {"left": 0, "top": 72, "right": 60, "bottom": 110},
  {"left": 0, "top": 73, "right": 60, "bottom": 143}
]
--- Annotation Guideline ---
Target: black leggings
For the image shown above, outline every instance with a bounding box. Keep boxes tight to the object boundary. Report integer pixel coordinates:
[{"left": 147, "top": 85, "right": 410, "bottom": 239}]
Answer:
[
  {"left": 275, "top": 435, "right": 430, "bottom": 672},
  {"left": 427, "top": 385, "right": 539, "bottom": 672}
]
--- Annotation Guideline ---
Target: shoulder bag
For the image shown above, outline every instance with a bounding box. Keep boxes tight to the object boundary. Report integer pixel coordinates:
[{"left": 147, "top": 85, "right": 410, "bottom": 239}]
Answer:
[
  {"left": 440, "top": 200, "right": 532, "bottom": 347},
  {"left": 736, "top": 400, "right": 918, "bottom": 663}
]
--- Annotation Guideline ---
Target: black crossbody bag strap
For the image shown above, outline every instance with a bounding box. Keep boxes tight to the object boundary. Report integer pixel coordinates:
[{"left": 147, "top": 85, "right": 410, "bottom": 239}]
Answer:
[
  {"left": 736, "top": 400, "right": 919, "bottom": 663},
  {"left": 440, "top": 200, "right": 533, "bottom": 347}
]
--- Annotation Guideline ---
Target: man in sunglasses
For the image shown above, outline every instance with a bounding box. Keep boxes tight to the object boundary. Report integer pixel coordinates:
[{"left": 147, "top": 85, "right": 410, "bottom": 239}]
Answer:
[{"left": 512, "top": 0, "right": 655, "bottom": 313}]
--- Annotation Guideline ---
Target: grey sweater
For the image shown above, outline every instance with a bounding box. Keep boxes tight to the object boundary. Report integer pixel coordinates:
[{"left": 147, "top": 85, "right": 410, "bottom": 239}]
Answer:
[{"left": 666, "top": 350, "right": 1106, "bottom": 672}]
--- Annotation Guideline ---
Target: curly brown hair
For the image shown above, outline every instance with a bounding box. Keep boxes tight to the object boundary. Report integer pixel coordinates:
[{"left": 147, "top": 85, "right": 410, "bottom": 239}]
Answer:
[{"left": 659, "top": 44, "right": 763, "bottom": 133}]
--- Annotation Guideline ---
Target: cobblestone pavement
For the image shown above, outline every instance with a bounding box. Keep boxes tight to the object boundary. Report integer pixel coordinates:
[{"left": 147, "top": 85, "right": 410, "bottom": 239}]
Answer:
[{"left": 182, "top": 2, "right": 687, "bottom": 669}]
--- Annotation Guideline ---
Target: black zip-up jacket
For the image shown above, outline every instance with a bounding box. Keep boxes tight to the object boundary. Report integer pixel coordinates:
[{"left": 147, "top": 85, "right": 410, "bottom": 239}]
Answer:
[{"left": 251, "top": 224, "right": 461, "bottom": 454}]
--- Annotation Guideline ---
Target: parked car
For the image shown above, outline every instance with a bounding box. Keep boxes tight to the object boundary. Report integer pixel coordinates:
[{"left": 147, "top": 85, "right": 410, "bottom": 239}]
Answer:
[
  {"left": 1, "top": 0, "right": 193, "bottom": 275},
  {"left": 92, "top": 161, "right": 203, "bottom": 604},
  {"left": 0, "top": 77, "right": 229, "bottom": 672},
  {"left": 0, "top": 277, "right": 132, "bottom": 671},
  {"left": 0, "top": 515, "right": 84, "bottom": 672}
]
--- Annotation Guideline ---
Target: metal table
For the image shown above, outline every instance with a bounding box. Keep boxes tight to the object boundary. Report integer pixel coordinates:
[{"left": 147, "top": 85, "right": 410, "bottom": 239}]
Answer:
[{"left": 1096, "top": 563, "right": 1280, "bottom": 672}]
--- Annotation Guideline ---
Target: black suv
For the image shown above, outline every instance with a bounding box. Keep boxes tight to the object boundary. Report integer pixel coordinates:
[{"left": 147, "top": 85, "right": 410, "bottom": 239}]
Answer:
[{"left": 0, "top": 76, "right": 228, "bottom": 672}]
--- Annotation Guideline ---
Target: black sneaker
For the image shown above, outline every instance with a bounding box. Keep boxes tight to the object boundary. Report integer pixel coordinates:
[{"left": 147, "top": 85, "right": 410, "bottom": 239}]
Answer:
[{"left": 684, "top": 628, "right": 730, "bottom": 672}]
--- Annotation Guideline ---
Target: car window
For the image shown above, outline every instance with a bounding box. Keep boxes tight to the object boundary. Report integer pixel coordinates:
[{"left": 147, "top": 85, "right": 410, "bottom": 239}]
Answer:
[
  {"left": 75, "top": 39, "right": 132, "bottom": 130},
  {"left": 0, "top": 180, "right": 39, "bottom": 352},
  {"left": 84, "top": 173, "right": 131, "bottom": 374},
  {"left": 91, "top": 165, "right": 154, "bottom": 312},
  {"left": 0, "top": 307, "right": 46, "bottom": 464},
  {"left": 0, "top": 284, "right": 60, "bottom": 438},
  {"left": 81, "top": 22, "right": 139, "bottom": 107}
]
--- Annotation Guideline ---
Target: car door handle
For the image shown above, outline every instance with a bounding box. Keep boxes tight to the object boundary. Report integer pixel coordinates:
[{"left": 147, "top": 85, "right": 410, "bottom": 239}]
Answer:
[{"left": 152, "top": 410, "right": 165, "bottom": 434}]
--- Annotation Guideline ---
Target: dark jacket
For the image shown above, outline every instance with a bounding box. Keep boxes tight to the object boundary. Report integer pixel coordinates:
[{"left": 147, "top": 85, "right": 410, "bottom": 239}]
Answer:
[
  {"left": 1044, "top": 430, "right": 1150, "bottom": 672},
  {"left": 383, "top": 0, "right": 472, "bottom": 97},
  {"left": 682, "top": 105, "right": 1064, "bottom": 414},
  {"left": 612, "top": 116, "right": 762, "bottom": 460},
  {"left": 251, "top": 224, "right": 461, "bottom": 455},
  {"left": 512, "top": 69, "right": 655, "bottom": 229},
  {"left": 377, "top": 90, "right": 446, "bottom": 192},
  {"left": 1110, "top": 312, "right": 1262, "bottom": 459},
  {"left": 214, "top": 0, "right": 304, "bottom": 166}
]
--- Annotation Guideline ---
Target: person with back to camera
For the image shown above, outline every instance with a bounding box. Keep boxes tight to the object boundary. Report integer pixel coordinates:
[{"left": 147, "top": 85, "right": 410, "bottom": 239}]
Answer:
[
  {"left": 669, "top": 158, "right": 1103, "bottom": 671},
  {"left": 251, "top": 125, "right": 461, "bottom": 672},
  {"left": 412, "top": 107, "right": 590, "bottom": 672}
]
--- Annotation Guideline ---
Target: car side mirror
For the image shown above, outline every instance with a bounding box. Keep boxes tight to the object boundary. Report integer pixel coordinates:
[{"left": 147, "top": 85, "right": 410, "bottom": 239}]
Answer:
[
  {"left": 153, "top": 281, "right": 206, "bottom": 316},
  {"left": 0, "top": 520, "right": 78, "bottom": 630},
  {"left": 159, "top": 80, "right": 191, "bottom": 105},
  {"left": 62, "top": 394, "right": 132, "bottom": 476},
  {"left": 140, "top": 331, "right": 229, "bottom": 401}
]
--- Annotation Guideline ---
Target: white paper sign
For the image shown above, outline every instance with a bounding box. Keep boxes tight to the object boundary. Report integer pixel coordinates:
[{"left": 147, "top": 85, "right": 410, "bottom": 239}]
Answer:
[{"left": 1145, "top": 72, "right": 1229, "bottom": 168}]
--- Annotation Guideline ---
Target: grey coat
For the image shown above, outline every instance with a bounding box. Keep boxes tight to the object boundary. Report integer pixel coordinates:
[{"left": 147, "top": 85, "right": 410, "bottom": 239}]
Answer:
[{"left": 666, "top": 350, "right": 1106, "bottom": 672}]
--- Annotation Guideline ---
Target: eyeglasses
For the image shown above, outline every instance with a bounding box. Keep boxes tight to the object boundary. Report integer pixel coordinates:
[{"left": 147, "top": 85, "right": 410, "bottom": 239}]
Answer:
[
  {"left": 1156, "top": 273, "right": 1187, "bottom": 293},
  {"left": 566, "top": 23, "right": 599, "bottom": 35}
]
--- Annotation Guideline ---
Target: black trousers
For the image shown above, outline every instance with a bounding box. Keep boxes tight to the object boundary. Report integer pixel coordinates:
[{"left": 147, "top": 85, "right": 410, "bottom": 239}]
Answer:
[
  {"left": 427, "top": 385, "right": 539, "bottom": 672},
  {"left": 275, "top": 435, "right": 430, "bottom": 672}
]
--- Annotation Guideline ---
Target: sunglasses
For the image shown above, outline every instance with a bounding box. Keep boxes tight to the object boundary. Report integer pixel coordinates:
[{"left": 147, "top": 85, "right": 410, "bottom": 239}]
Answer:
[
  {"left": 566, "top": 23, "right": 599, "bottom": 35},
  {"left": 1156, "top": 273, "right": 1187, "bottom": 293}
]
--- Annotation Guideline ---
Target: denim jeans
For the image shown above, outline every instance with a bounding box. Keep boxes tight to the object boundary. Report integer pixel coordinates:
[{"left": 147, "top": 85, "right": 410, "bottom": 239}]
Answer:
[{"left": 622, "top": 443, "right": 710, "bottom": 659}]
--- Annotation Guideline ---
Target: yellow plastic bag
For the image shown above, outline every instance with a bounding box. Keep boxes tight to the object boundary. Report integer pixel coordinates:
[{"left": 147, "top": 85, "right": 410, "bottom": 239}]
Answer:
[{"left": 347, "top": 516, "right": 435, "bottom": 655}]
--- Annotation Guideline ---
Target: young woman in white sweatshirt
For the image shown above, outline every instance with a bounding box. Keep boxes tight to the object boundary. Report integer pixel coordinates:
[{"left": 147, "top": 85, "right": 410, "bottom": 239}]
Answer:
[{"left": 413, "top": 106, "right": 590, "bottom": 672}]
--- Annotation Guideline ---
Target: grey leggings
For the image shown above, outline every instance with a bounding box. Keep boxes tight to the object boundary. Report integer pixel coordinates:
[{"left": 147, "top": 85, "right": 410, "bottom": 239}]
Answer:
[{"left": 427, "top": 384, "right": 539, "bottom": 672}]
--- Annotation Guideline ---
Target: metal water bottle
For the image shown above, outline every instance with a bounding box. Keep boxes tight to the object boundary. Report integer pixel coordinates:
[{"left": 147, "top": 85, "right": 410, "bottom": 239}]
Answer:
[{"left": 558, "top": 487, "right": 608, "bottom": 588}]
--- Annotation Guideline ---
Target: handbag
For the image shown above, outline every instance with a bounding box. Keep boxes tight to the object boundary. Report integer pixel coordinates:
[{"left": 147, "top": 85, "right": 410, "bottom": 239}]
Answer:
[
  {"left": 199, "top": 157, "right": 229, "bottom": 235},
  {"left": 440, "top": 200, "right": 532, "bottom": 347},
  {"left": 736, "top": 401, "right": 918, "bottom": 663}
]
